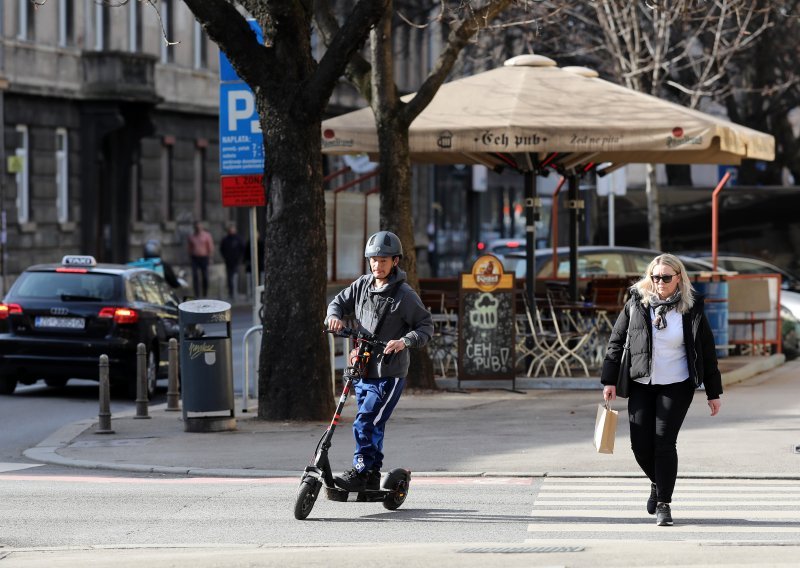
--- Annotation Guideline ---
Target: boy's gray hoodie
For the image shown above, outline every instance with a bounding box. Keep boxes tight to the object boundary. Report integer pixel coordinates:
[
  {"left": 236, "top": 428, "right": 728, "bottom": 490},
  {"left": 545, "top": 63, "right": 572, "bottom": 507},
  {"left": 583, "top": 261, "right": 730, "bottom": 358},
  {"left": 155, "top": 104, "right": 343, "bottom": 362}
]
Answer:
[{"left": 326, "top": 268, "right": 433, "bottom": 379}]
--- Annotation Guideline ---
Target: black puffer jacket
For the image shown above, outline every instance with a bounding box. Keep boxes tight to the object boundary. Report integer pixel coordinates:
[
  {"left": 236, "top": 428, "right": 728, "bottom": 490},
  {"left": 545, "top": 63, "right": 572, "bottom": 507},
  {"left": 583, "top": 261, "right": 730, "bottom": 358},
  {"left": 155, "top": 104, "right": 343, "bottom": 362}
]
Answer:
[{"left": 600, "top": 289, "right": 723, "bottom": 400}]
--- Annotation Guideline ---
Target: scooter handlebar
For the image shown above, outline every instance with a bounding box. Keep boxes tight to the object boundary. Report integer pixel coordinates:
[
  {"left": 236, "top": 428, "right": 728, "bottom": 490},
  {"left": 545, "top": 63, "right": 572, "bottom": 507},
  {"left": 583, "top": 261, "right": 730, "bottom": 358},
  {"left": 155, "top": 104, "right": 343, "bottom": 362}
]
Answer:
[{"left": 323, "top": 327, "right": 388, "bottom": 348}]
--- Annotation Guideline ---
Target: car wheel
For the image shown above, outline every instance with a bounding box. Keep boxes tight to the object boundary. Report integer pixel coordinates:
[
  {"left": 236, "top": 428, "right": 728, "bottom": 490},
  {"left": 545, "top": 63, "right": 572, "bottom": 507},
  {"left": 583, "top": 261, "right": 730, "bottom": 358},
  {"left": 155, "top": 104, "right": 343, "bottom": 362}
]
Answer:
[
  {"left": 0, "top": 375, "right": 17, "bottom": 395},
  {"left": 45, "top": 378, "right": 69, "bottom": 388},
  {"left": 125, "top": 349, "right": 159, "bottom": 401}
]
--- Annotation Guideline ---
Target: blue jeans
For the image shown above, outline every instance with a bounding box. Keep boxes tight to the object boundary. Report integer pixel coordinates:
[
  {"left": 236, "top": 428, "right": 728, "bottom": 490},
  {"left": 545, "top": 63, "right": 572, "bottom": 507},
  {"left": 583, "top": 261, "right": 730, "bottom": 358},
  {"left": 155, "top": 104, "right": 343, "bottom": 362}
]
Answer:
[{"left": 351, "top": 377, "right": 405, "bottom": 472}]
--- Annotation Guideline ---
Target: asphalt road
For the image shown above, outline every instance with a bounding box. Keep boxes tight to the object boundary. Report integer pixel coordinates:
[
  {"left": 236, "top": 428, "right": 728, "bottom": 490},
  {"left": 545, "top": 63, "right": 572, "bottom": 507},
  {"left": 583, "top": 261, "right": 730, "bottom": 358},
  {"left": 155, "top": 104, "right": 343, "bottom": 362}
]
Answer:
[{"left": 1, "top": 470, "right": 799, "bottom": 567}]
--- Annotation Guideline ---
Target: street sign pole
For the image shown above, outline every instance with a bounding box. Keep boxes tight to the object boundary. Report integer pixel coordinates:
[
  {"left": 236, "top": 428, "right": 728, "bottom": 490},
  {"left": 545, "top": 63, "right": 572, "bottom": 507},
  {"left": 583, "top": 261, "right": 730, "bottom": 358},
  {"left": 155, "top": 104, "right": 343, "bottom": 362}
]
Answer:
[{"left": 249, "top": 206, "right": 259, "bottom": 326}]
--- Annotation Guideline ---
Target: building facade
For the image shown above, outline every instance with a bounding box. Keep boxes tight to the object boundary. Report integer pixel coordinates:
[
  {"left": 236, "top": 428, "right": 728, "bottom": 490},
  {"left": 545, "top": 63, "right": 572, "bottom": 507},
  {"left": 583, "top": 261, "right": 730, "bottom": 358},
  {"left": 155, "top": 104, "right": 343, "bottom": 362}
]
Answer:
[{"left": 0, "top": 0, "right": 224, "bottom": 294}]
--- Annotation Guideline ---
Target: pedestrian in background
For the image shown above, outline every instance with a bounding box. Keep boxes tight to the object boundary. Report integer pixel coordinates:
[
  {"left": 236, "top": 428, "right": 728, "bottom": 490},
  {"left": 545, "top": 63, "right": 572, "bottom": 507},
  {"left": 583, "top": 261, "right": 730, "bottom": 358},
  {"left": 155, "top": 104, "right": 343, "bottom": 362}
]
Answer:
[
  {"left": 219, "top": 224, "right": 245, "bottom": 301},
  {"left": 187, "top": 221, "right": 214, "bottom": 298},
  {"left": 326, "top": 231, "right": 433, "bottom": 492},
  {"left": 601, "top": 253, "right": 722, "bottom": 527}
]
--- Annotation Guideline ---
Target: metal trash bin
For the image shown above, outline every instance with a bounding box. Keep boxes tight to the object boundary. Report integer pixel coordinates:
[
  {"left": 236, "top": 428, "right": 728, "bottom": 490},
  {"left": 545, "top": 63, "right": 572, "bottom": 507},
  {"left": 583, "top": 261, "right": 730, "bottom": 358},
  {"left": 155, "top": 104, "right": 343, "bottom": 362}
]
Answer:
[{"left": 179, "top": 299, "right": 237, "bottom": 432}]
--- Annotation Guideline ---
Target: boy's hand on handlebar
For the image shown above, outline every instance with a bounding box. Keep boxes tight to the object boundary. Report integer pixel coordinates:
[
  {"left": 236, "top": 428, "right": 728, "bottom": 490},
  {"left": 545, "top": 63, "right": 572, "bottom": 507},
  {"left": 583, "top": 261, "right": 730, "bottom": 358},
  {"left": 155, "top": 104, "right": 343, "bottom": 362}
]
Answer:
[
  {"left": 327, "top": 318, "right": 344, "bottom": 332},
  {"left": 384, "top": 339, "right": 406, "bottom": 355}
]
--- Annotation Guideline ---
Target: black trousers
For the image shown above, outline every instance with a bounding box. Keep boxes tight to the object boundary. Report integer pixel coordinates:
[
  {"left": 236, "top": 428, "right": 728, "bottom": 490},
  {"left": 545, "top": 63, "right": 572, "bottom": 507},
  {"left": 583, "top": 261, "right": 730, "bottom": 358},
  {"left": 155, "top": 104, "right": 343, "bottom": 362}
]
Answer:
[{"left": 628, "top": 378, "right": 695, "bottom": 503}]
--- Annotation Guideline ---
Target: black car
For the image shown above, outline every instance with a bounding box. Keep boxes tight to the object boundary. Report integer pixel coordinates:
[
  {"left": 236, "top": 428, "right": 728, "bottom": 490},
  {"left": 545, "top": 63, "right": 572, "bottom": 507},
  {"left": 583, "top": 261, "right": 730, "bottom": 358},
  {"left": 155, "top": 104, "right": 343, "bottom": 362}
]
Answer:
[{"left": 0, "top": 255, "right": 180, "bottom": 398}]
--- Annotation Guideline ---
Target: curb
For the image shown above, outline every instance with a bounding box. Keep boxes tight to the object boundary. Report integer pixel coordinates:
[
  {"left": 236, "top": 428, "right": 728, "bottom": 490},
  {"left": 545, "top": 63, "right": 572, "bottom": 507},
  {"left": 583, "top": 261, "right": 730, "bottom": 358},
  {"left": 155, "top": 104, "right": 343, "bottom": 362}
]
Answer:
[{"left": 720, "top": 353, "right": 785, "bottom": 387}]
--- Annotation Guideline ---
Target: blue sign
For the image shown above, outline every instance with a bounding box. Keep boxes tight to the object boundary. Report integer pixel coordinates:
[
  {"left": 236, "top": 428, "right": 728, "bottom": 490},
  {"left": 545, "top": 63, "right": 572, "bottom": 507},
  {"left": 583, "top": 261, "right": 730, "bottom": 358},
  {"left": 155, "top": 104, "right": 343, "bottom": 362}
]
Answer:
[
  {"left": 219, "top": 20, "right": 263, "bottom": 83},
  {"left": 219, "top": 82, "right": 264, "bottom": 175},
  {"left": 717, "top": 165, "right": 738, "bottom": 185},
  {"left": 219, "top": 19, "right": 265, "bottom": 175}
]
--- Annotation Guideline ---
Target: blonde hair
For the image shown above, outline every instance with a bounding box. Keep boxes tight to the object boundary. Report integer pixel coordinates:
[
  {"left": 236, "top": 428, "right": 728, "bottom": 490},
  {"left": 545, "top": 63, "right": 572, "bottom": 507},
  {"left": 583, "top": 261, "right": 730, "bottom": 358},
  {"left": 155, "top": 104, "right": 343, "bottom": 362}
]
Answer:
[{"left": 632, "top": 253, "right": 695, "bottom": 313}]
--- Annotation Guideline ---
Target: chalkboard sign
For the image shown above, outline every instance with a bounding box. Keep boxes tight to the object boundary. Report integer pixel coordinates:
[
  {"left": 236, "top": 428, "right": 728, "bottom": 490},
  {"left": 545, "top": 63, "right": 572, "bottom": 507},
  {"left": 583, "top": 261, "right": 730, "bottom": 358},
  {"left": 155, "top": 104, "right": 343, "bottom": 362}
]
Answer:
[{"left": 458, "top": 255, "right": 516, "bottom": 381}]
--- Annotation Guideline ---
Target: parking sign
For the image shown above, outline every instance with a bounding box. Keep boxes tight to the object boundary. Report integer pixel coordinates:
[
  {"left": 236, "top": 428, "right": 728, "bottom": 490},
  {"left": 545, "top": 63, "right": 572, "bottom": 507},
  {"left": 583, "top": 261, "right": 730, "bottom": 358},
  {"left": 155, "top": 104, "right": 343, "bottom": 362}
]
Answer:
[
  {"left": 219, "top": 19, "right": 265, "bottom": 177},
  {"left": 219, "top": 83, "right": 264, "bottom": 176}
]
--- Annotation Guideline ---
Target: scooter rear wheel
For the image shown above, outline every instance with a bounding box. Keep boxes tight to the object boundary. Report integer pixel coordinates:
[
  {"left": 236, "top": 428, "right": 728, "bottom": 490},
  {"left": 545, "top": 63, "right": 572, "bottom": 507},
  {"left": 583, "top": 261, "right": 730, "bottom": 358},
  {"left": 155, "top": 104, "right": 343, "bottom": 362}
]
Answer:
[
  {"left": 293, "top": 477, "right": 321, "bottom": 520},
  {"left": 382, "top": 469, "right": 410, "bottom": 511}
]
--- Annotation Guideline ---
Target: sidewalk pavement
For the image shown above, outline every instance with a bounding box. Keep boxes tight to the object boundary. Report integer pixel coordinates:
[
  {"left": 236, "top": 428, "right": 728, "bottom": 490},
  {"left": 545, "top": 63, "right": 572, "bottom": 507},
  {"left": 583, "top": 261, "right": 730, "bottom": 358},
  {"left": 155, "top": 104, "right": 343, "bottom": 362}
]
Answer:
[{"left": 24, "top": 354, "right": 800, "bottom": 480}]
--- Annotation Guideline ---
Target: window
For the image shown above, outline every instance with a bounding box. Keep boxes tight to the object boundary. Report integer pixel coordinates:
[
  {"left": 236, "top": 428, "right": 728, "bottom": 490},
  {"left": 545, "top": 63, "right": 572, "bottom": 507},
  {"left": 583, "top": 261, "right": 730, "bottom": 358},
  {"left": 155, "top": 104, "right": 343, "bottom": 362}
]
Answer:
[
  {"left": 58, "top": 0, "right": 74, "bottom": 47},
  {"left": 193, "top": 144, "right": 207, "bottom": 222},
  {"left": 130, "top": 143, "right": 142, "bottom": 222},
  {"left": 56, "top": 128, "right": 69, "bottom": 223},
  {"left": 161, "top": 138, "right": 175, "bottom": 221},
  {"left": 94, "top": 1, "right": 110, "bottom": 50},
  {"left": 18, "top": 0, "right": 36, "bottom": 41},
  {"left": 16, "top": 272, "right": 119, "bottom": 301},
  {"left": 129, "top": 0, "right": 142, "bottom": 52},
  {"left": 128, "top": 275, "right": 149, "bottom": 303},
  {"left": 161, "top": 0, "right": 175, "bottom": 64},
  {"left": 139, "top": 272, "right": 164, "bottom": 305},
  {"left": 15, "top": 125, "right": 30, "bottom": 224},
  {"left": 194, "top": 20, "right": 208, "bottom": 69}
]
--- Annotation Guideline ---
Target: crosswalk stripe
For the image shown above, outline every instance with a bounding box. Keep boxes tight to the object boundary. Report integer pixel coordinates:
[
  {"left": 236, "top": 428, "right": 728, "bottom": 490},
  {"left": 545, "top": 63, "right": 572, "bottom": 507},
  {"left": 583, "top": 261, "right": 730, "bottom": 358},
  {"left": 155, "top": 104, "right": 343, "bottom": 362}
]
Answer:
[
  {"left": 545, "top": 477, "right": 797, "bottom": 487},
  {"left": 533, "top": 500, "right": 800, "bottom": 506},
  {"left": 527, "top": 524, "right": 800, "bottom": 534},
  {"left": 531, "top": 509, "right": 800, "bottom": 520},
  {"left": 537, "top": 485, "right": 800, "bottom": 492},
  {"left": 529, "top": 477, "right": 800, "bottom": 541}
]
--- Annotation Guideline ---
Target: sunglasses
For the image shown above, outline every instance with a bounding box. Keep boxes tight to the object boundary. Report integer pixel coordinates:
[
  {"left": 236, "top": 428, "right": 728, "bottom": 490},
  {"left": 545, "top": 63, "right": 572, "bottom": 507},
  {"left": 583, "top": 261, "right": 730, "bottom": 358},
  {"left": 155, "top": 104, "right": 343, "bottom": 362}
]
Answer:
[{"left": 651, "top": 273, "right": 678, "bottom": 283}]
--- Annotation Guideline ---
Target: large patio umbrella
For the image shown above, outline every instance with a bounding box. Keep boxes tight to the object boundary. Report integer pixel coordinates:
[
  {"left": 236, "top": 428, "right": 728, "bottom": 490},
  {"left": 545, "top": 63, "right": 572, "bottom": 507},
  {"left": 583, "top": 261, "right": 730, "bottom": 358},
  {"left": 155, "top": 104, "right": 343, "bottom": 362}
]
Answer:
[{"left": 321, "top": 54, "right": 775, "bottom": 302}]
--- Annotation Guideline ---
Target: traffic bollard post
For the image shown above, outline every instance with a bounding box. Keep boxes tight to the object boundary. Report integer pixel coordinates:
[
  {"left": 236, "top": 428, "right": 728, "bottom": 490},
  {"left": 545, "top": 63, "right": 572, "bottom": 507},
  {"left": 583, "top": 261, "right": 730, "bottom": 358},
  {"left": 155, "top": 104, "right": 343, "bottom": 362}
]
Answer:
[
  {"left": 96, "top": 354, "right": 114, "bottom": 434},
  {"left": 166, "top": 337, "right": 180, "bottom": 411},
  {"left": 134, "top": 343, "right": 150, "bottom": 419}
]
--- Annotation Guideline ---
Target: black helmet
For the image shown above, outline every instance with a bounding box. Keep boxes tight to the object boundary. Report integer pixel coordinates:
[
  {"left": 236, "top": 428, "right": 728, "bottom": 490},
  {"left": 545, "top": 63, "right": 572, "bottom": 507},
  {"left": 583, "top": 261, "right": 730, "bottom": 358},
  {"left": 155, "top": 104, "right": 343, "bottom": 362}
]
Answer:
[
  {"left": 364, "top": 231, "right": 403, "bottom": 258},
  {"left": 143, "top": 239, "right": 161, "bottom": 258}
]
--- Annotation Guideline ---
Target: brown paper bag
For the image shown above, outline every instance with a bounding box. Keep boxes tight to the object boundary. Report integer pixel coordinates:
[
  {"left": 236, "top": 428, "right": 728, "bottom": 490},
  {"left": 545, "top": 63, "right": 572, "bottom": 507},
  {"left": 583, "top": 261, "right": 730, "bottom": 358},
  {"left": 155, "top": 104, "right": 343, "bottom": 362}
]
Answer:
[{"left": 594, "top": 402, "right": 618, "bottom": 454}]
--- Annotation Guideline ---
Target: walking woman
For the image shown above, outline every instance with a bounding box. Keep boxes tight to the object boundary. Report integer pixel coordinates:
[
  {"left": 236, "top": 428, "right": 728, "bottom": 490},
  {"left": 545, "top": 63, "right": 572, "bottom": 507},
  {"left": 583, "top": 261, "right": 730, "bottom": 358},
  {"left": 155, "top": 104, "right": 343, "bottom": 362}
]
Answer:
[{"left": 601, "top": 253, "right": 722, "bottom": 526}]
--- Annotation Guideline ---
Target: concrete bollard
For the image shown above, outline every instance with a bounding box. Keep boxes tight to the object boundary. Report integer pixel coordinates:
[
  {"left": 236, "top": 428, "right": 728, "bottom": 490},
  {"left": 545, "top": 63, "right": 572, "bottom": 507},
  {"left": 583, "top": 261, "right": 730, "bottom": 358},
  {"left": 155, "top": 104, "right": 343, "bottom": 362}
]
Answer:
[
  {"left": 96, "top": 354, "right": 114, "bottom": 434},
  {"left": 166, "top": 337, "right": 180, "bottom": 411},
  {"left": 134, "top": 343, "right": 151, "bottom": 419}
]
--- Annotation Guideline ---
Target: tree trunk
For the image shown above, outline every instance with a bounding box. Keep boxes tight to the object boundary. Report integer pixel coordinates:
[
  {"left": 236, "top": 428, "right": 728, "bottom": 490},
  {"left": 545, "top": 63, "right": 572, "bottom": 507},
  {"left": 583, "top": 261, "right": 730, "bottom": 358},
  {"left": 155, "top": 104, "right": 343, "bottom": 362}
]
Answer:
[
  {"left": 372, "top": 10, "right": 436, "bottom": 390},
  {"left": 645, "top": 163, "right": 661, "bottom": 251},
  {"left": 375, "top": 124, "right": 436, "bottom": 389},
  {"left": 258, "top": 106, "right": 334, "bottom": 420}
]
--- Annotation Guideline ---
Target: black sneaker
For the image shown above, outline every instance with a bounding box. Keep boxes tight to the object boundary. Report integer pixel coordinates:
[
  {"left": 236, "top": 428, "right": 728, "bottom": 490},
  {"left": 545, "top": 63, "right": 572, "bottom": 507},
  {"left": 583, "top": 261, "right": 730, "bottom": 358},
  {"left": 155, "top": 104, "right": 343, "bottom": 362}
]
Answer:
[
  {"left": 656, "top": 503, "right": 673, "bottom": 526},
  {"left": 647, "top": 483, "right": 657, "bottom": 515},
  {"left": 366, "top": 470, "right": 381, "bottom": 491},
  {"left": 334, "top": 468, "right": 368, "bottom": 492}
]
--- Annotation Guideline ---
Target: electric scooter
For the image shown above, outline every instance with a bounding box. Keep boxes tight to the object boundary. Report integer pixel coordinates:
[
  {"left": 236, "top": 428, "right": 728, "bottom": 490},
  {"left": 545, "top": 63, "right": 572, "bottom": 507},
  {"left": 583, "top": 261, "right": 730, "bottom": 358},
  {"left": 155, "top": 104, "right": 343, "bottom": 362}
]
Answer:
[{"left": 293, "top": 327, "right": 411, "bottom": 520}]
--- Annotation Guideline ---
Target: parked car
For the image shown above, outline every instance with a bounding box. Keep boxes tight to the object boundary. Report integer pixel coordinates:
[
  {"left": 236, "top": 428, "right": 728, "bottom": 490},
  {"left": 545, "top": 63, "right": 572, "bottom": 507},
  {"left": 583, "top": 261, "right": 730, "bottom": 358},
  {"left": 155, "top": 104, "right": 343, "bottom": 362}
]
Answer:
[
  {"left": 510, "top": 246, "right": 714, "bottom": 280},
  {"left": 478, "top": 238, "right": 527, "bottom": 273},
  {"left": 685, "top": 255, "right": 800, "bottom": 360},
  {"left": 692, "top": 255, "right": 800, "bottom": 292},
  {"left": 0, "top": 255, "right": 180, "bottom": 398}
]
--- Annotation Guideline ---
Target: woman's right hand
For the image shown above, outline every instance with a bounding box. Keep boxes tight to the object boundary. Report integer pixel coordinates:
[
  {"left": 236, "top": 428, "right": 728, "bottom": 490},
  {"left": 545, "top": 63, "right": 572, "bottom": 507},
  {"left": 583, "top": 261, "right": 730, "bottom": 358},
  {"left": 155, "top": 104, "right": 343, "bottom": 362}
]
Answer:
[{"left": 603, "top": 385, "right": 616, "bottom": 401}]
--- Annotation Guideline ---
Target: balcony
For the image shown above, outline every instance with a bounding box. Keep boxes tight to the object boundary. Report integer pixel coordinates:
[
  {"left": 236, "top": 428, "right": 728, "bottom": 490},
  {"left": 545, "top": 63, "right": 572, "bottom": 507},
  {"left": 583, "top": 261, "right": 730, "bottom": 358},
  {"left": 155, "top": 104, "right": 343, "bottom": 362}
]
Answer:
[{"left": 82, "top": 51, "right": 160, "bottom": 103}]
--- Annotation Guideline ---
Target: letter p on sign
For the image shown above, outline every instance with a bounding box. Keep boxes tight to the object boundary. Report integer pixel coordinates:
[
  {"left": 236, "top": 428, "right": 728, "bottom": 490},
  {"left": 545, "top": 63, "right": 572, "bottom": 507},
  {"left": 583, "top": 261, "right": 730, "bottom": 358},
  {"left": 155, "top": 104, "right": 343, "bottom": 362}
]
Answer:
[{"left": 227, "top": 90, "right": 260, "bottom": 134}]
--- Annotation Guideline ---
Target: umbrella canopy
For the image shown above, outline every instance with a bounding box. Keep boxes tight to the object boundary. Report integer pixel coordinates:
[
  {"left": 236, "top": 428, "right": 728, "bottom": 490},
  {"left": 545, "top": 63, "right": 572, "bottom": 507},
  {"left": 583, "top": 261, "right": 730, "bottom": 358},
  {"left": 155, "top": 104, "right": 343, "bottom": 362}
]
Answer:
[
  {"left": 322, "top": 54, "right": 775, "bottom": 305},
  {"left": 322, "top": 54, "right": 774, "bottom": 171}
]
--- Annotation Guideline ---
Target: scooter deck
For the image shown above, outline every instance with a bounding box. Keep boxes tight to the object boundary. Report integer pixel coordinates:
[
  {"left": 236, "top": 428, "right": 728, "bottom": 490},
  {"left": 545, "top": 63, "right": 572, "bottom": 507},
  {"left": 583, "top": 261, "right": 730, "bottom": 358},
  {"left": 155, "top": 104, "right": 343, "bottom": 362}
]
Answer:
[{"left": 324, "top": 485, "right": 389, "bottom": 503}]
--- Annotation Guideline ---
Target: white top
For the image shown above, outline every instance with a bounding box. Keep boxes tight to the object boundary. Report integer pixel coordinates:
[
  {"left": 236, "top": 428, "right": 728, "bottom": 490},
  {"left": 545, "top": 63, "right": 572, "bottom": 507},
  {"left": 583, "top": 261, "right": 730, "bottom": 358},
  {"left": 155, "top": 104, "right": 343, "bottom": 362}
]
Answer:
[{"left": 634, "top": 308, "right": 689, "bottom": 385}]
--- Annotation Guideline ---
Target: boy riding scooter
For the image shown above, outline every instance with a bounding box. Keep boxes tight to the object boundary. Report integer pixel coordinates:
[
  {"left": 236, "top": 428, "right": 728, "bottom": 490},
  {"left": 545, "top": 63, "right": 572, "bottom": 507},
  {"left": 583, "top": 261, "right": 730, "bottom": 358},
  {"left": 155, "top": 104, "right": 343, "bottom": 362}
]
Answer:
[{"left": 326, "top": 231, "right": 433, "bottom": 492}]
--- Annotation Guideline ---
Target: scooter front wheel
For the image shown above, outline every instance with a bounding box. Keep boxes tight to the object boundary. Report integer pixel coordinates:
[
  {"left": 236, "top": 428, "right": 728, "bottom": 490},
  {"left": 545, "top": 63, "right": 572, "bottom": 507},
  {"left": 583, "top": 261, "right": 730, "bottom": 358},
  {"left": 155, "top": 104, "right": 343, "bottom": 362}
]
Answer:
[{"left": 293, "top": 476, "right": 321, "bottom": 520}]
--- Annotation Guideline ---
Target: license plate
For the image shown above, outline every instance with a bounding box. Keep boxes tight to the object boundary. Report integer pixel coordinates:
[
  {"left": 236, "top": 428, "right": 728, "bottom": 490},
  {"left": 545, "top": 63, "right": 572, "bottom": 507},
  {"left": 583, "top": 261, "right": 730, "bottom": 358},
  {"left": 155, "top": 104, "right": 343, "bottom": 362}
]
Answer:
[{"left": 34, "top": 316, "right": 86, "bottom": 329}]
